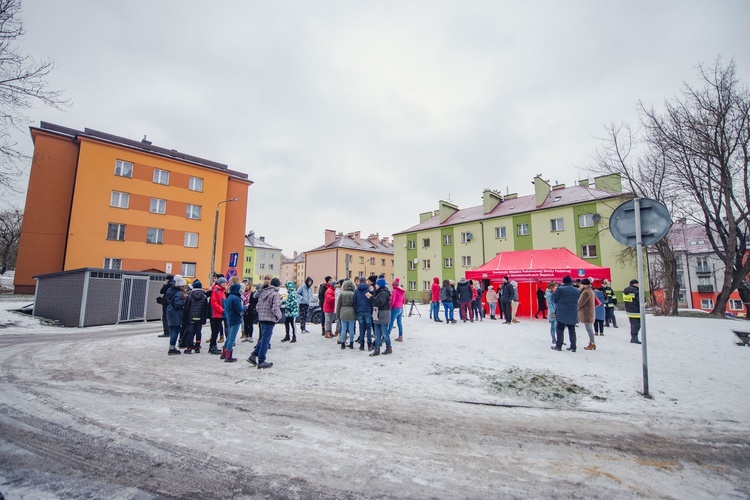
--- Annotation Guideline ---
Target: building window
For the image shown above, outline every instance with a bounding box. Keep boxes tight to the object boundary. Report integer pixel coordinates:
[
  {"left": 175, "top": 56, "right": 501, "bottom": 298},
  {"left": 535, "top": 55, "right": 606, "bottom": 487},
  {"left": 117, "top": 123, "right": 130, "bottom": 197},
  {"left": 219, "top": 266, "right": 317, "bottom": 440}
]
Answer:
[
  {"left": 369, "top": 258, "right": 375, "bottom": 265},
  {"left": 495, "top": 226, "right": 506, "bottom": 239},
  {"left": 107, "top": 223, "right": 126, "bottom": 241},
  {"left": 696, "top": 256, "right": 710, "bottom": 273},
  {"left": 409, "top": 281, "right": 417, "bottom": 291},
  {"left": 409, "top": 260, "right": 416, "bottom": 271},
  {"left": 260, "top": 252, "right": 266, "bottom": 258},
  {"left": 423, "top": 281, "right": 430, "bottom": 290},
  {"left": 259, "top": 263, "right": 266, "bottom": 269},
  {"left": 390, "top": 259, "right": 394, "bottom": 266},
  {"left": 422, "top": 238, "right": 430, "bottom": 248},
  {"left": 153, "top": 169, "right": 170, "bottom": 185},
  {"left": 408, "top": 240, "right": 416, "bottom": 250},
  {"left": 114, "top": 160, "right": 133, "bottom": 178},
  {"left": 181, "top": 262, "right": 196, "bottom": 277},
  {"left": 443, "top": 234, "right": 452, "bottom": 245},
  {"left": 581, "top": 244, "right": 597, "bottom": 258},
  {"left": 358, "top": 271, "right": 365, "bottom": 278},
  {"left": 729, "top": 299, "right": 743, "bottom": 310},
  {"left": 461, "top": 232, "right": 473, "bottom": 243},
  {"left": 269, "top": 264, "right": 274, "bottom": 270},
  {"left": 700, "top": 298, "right": 714, "bottom": 309},
  {"left": 103, "top": 258, "right": 122, "bottom": 270},
  {"left": 270, "top": 253, "right": 275, "bottom": 259},
  {"left": 110, "top": 191, "right": 130, "bottom": 209},
  {"left": 579, "top": 213, "right": 594, "bottom": 228},
  {"left": 444, "top": 257, "right": 453, "bottom": 268},
  {"left": 245, "top": 256, "right": 252, "bottom": 262},
  {"left": 358, "top": 256, "right": 364, "bottom": 264},
  {"left": 462, "top": 256, "right": 472, "bottom": 267},
  {"left": 517, "top": 223, "right": 529, "bottom": 236},
  {"left": 381, "top": 259, "right": 386, "bottom": 266},
  {"left": 551, "top": 218, "right": 564, "bottom": 231},
  {"left": 697, "top": 276, "right": 711, "bottom": 286},
  {"left": 150, "top": 198, "right": 166, "bottom": 214},
  {"left": 422, "top": 259, "right": 431, "bottom": 270},
  {"left": 184, "top": 232, "right": 198, "bottom": 248},
  {"left": 186, "top": 204, "right": 201, "bottom": 220},
  {"left": 189, "top": 176, "right": 203, "bottom": 192},
  {"left": 146, "top": 228, "right": 163, "bottom": 244},
  {"left": 245, "top": 268, "right": 252, "bottom": 275}
]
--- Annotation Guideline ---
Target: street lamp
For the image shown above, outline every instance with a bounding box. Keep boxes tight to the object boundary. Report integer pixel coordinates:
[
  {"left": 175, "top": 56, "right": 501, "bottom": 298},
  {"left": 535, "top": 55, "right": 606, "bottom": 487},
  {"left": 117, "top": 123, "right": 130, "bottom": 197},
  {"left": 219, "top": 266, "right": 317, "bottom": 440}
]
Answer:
[{"left": 209, "top": 198, "right": 239, "bottom": 285}]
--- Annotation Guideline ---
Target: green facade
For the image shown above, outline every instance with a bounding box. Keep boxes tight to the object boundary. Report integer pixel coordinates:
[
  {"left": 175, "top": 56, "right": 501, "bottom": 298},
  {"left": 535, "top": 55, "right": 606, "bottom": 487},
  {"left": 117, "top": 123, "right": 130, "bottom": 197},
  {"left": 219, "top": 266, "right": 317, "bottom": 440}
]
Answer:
[{"left": 512, "top": 214, "right": 533, "bottom": 251}]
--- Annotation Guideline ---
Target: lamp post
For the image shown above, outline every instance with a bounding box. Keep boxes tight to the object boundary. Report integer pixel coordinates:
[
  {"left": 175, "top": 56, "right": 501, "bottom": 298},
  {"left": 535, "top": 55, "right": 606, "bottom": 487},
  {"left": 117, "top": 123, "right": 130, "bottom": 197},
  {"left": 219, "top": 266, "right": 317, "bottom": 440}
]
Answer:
[{"left": 209, "top": 198, "right": 239, "bottom": 285}]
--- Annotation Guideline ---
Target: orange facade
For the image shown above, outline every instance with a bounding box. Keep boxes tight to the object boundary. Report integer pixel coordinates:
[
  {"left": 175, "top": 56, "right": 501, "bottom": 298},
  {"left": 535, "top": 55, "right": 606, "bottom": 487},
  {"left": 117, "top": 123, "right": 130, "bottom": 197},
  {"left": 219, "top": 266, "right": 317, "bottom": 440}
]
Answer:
[{"left": 14, "top": 123, "right": 252, "bottom": 293}]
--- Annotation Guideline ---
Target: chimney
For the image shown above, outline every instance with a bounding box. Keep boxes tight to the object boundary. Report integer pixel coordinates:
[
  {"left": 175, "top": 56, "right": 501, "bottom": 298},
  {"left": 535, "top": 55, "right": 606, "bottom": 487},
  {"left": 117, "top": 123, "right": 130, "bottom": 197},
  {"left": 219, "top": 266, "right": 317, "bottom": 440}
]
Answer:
[
  {"left": 534, "top": 175, "right": 551, "bottom": 207},
  {"left": 141, "top": 135, "right": 152, "bottom": 145},
  {"left": 354, "top": 231, "right": 361, "bottom": 244},
  {"left": 594, "top": 173, "right": 622, "bottom": 193},
  {"left": 438, "top": 200, "right": 459, "bottom": 223},
  {"left": 324, "top": 229, "right": 337, "bottom": 245},
  {"left": 381, "top": 237, "right": 390, "bottom": 246},
  {"left": 293, "top": 251, "right": 298, "bottom": 258},
  {"left": 578, "top": 178, "right": 590, "bottom": 188},
  {"left": 419, "top": 211, "right": 434, "bottom": 223},
  {"left": 367, "top": 233, "right": 380, "bottom": 245},
  {"left": 482, "top": 189, "right": 503, "bottom": 214}
]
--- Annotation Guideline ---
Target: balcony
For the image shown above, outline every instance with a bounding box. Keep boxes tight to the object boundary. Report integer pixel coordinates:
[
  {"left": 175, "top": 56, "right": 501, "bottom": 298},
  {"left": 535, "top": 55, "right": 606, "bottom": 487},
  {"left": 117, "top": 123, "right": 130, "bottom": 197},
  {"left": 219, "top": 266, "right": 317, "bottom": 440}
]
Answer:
[
  {"left": 695, "top": 266, "right": 711, "bottom": 275},
  {"left": 697, "top": 284, "right": 714, "bottom": 293}
]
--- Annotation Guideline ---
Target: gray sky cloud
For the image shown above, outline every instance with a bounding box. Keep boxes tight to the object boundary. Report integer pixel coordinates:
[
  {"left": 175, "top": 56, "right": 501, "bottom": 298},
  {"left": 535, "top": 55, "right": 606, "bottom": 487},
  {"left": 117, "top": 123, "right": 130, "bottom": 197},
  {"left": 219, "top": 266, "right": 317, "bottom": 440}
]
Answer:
[{"left": 6, "top": 0, "right": 749, "bottom": 257}]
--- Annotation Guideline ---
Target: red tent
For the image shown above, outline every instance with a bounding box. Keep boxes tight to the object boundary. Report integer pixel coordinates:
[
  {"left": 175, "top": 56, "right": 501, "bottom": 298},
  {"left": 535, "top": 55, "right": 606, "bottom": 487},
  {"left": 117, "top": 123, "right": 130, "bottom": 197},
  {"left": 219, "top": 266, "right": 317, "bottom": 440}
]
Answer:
[{"left": 464, "top": 249, "right": 611, "bottom": 318}]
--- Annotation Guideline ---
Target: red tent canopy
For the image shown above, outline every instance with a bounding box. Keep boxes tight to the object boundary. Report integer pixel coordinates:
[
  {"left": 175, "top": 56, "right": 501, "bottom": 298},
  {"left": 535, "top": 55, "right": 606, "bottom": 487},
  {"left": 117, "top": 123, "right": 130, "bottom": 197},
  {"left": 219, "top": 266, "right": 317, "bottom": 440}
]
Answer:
[{"left": 465, "top": 248, "right": 611, "bottom": 282}]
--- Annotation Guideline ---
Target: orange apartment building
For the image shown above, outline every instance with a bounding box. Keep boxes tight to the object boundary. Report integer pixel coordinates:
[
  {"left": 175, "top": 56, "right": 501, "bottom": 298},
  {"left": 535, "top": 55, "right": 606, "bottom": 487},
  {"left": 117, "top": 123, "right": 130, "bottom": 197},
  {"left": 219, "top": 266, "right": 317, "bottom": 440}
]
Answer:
[
  {"left": 14, "top": 122, "right": 252, "bottom": 293},
  {"left": 304, "top": 230, "right": 394, "bottom": 293}
]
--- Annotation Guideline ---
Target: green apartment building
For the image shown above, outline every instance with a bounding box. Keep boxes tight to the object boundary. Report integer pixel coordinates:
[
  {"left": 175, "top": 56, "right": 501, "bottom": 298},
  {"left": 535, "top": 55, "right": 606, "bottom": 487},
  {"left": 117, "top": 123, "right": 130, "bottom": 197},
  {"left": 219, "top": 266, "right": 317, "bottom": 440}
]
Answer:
[{"left": 393, "top": 174, "right": 637, "bottom": 302}]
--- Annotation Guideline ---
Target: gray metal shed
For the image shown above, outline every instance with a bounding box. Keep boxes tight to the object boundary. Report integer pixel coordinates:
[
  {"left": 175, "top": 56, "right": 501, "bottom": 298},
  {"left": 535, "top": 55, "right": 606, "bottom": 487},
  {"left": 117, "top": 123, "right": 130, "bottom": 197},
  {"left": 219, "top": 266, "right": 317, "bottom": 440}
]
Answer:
[{"left": 33, "top": 268, "right": 168, "bottom": 327}]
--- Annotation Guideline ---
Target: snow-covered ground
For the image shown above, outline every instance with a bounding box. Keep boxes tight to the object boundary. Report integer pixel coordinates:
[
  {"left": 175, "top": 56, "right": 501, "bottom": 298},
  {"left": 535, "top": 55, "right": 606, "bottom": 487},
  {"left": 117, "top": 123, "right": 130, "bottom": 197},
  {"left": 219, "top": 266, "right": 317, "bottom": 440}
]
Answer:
[{"left": 0, "top": 296, "right": 748, "bottom": 498}]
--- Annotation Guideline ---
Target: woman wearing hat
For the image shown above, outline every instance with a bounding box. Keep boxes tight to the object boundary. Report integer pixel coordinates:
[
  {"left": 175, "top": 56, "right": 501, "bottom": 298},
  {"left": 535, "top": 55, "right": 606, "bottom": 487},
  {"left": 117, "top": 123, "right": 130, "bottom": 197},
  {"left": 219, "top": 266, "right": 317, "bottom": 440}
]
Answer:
[
  {"left": 370, "top": 278, "right": 392, "bottom": 356},
  {"left": 577, "top": 279, "right": 597, "bottom": 351}
]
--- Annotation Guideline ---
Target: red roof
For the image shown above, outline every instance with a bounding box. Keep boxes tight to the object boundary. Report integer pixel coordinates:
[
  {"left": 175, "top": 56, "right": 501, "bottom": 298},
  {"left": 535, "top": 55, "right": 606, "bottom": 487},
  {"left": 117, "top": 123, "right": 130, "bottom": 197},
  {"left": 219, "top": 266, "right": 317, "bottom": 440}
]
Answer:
[{"left": 465, "top": 248, "right": 611, "bottom": 282}]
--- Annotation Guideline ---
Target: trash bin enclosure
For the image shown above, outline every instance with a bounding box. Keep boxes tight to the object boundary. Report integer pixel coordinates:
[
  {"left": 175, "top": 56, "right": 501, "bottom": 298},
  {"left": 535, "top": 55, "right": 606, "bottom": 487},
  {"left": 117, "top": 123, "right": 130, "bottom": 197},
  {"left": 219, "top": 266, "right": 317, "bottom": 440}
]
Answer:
[{"left": 33, "top": 268, "right": 168, "bottom": 327}]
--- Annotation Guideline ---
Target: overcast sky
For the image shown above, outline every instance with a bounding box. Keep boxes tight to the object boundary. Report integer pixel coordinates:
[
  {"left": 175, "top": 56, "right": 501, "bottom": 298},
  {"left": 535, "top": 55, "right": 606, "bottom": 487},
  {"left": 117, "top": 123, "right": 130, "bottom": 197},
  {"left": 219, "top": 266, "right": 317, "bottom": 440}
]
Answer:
[{"left": 6, "top": 0, "right": 750, "bottom": 256}]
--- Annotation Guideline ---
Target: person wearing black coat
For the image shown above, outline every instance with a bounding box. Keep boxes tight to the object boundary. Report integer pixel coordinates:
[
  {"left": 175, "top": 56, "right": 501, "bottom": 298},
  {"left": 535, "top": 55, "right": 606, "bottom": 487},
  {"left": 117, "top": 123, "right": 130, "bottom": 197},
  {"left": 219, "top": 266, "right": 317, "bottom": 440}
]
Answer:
[
  {"left": 158, "top": 275, "right": 174, "bottom": 337},
  {"left": 183, "top": 280, "right": 208, "bottom": 353},
  {"left": 499, "top": 276, "right": 514, "bottom": 324},
  {"left": 535, "top": 288, "right": 548, "bottom": 319},
  {"left": 551, "top": 275, "right": 581, "bottom": 352},
  {"left": 456, "top": 278, "right": 474, "bottom": 322}
]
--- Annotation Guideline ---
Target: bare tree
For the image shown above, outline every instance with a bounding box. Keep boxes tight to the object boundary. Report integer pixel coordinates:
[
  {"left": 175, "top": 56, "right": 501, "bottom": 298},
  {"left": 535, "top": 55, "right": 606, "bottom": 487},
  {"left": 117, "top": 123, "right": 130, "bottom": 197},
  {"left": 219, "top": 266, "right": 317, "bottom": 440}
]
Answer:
[
  {"left": 0, "top": 208, "right": 22, "bottom": 270},
  {"left": 590, "top": 123, "right": 682, "bottom": 315},
  {"left": 0, "top": 0, "right": 68, "bottom": 192},
  {"left": 640, "top": 58, "right": 750, "bottom": 317}
]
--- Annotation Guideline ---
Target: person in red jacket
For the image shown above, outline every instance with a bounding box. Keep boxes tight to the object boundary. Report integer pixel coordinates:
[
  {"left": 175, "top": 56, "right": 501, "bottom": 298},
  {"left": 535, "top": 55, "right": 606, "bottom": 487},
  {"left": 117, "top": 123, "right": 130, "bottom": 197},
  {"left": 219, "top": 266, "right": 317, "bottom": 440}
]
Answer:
[
  {"left": 208, "top": 276, "right": 227, "bottom": 354},
  {"left": 430, "top": 276, "right": 442, "bottom": 322},
  {"left": 323, "top": 279, "right": 337, "bottom": 338}
]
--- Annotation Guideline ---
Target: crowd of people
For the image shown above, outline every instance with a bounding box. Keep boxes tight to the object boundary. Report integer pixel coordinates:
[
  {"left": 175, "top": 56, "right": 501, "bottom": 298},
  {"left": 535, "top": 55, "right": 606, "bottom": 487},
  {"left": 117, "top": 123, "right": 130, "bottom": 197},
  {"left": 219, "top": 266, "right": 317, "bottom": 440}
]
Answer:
[
  {"left": 424, "top": 273, "right": 640, "bottom": 352},
  {"left": 158, "top": 270, "right": 642, "bottom": 366},
  {"left": 158, "top": 272, "right": 413, "bottom": 367}
]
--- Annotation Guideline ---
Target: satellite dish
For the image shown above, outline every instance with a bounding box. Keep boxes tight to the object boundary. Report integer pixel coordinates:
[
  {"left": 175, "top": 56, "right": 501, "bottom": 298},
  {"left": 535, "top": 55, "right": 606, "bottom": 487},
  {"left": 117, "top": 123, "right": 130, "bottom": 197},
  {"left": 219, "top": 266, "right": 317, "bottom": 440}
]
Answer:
[
  {"left": 609, "top": 198, "right": 671, "bottom": 247},
  {"left": 412, "top": 258, "right": 419, "bottom": 264},
  {"left": 592, "top": 213, "right": 601, "bottom": 223}
]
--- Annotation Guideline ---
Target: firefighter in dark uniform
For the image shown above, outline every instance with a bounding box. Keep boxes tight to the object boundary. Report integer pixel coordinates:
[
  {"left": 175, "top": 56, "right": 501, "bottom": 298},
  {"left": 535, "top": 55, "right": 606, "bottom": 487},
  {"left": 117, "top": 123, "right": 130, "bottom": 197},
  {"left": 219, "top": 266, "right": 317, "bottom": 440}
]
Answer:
[{"left": 622, "top": 279, "right": 642, "bottom": 344}]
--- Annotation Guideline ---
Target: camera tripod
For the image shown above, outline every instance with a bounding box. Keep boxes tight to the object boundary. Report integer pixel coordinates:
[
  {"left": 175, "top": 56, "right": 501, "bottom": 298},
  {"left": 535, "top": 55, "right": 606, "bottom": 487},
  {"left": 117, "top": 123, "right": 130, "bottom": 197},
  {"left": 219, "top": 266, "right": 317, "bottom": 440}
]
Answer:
[{"left": 408, "top": 300, "right": 421, "bottom": 317}]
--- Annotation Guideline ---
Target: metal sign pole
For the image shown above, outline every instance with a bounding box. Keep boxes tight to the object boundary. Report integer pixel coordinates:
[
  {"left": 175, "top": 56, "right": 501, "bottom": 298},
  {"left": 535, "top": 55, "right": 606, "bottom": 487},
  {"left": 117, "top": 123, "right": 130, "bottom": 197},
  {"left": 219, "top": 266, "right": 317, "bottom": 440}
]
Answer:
[{"left": 633, "top": 199, "right": 650, "bottom": 397}]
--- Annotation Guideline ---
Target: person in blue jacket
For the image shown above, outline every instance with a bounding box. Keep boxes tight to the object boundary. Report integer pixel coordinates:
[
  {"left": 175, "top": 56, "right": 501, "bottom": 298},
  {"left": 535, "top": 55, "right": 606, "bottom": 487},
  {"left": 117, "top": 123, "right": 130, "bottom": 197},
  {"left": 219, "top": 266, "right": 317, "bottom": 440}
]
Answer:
[
  {"left": 221, "top": 282, "right": 246, "bottom": 362},
  {"left": 551, "top": 275, "right": 580, "bottom": 352}
]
